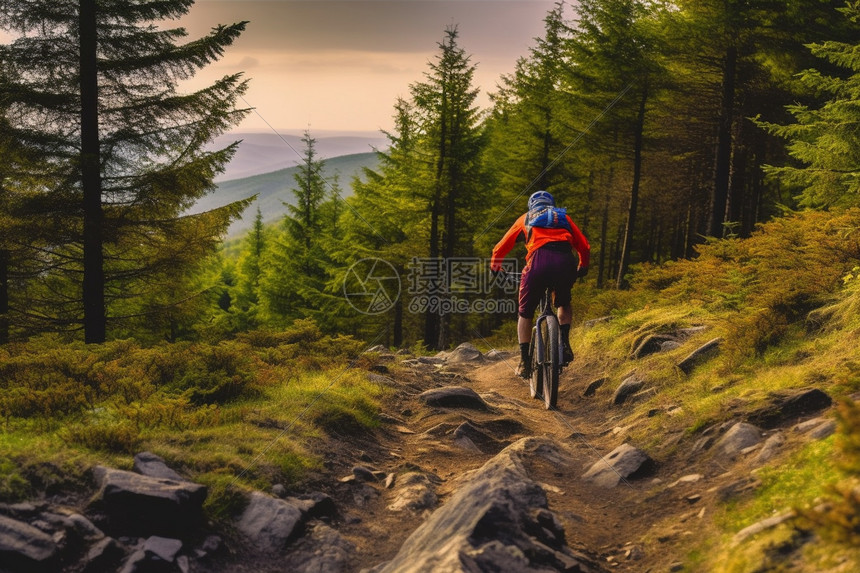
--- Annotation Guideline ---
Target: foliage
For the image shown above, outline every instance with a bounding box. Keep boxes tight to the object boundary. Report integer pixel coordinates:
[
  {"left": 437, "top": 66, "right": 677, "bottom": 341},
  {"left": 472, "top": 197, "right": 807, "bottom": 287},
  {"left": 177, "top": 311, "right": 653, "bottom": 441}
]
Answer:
[
  {"left": 758, "top": 2, "right": 860, "bottom": 209},
  {"left": 0, "top": 320, "right": 386, "bottom": 511},
  {"left": 0, "top": 0, "right": 251, "bottom": 342}
]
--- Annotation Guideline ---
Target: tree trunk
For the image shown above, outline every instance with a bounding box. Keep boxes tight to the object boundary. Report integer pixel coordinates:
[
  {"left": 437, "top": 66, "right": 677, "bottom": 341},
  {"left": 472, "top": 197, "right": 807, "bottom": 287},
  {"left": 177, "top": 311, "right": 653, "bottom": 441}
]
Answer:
[
  {"left": 708, "top": 45, "right": 737, "bottom": 238},
  {"left": 616, "top": 84, "right": 648, "bottom": 290},
  {"left": 80, "top": 0, "right": 106, "bottom": 343},
  {"left": 596, "top": 170, "right": 612, "bottom": 290}
]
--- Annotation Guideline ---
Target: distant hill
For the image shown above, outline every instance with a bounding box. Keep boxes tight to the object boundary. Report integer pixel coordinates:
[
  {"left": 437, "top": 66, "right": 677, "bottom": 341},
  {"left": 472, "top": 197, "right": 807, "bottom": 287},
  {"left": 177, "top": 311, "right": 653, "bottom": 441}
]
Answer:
[
  {"left": 190, "top": 151, "right": 380, "bottom": 237},
  {"left": 207, "top": 131, "right": 388, "bottom": 182}
]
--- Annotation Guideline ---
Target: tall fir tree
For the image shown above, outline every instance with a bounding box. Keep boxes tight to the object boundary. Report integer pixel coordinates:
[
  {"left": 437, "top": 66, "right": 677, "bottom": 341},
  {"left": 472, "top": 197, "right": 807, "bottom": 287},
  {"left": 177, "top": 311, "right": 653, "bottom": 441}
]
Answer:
[
  {"left": 757, "top": 3, "right": 860, "bottom": 209},
  {"left": 261, "top": 130, "right": 331, "bottom": 322},
  {"left": 0, "top": 0, "right": 251, "bottom": 342},
  {"left": 410, "top": 26, "right": 486, "bottom": 349}
]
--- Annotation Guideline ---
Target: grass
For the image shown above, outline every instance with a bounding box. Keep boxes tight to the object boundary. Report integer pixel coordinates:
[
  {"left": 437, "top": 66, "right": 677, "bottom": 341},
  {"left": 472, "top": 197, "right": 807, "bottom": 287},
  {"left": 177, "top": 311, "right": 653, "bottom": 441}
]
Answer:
[{"left": 0, "top": 321, "right": 390, "bottom": 522}]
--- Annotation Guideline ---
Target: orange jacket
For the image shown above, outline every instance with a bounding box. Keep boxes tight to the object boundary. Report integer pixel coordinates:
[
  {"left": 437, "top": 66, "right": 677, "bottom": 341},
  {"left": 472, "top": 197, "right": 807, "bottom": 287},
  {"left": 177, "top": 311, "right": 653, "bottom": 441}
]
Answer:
[{"left": 491, "top": 212, "right": 590, "bottom": 271}]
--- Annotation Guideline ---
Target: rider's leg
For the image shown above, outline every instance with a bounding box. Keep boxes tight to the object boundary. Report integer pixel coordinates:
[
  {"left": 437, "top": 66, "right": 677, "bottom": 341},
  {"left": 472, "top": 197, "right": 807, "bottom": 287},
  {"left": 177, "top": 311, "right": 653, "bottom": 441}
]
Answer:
[
  {"left": 517, "top": 316, "right": 532, "bottom": 374},
  {"left": 518, "top": 315, "right": 532, "bottom": 343},
  {"left": 558, "top": 304, "right": 573, "bottom": 363}
]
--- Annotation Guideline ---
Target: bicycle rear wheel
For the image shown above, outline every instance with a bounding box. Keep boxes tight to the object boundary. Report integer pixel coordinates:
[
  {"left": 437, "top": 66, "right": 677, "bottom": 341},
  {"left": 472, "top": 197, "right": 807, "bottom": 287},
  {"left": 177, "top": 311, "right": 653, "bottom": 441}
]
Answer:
[
  {"left": 541, "top": 317, "right": 560, "bottom": 409},
  {"left": 528, "top": 334, "right": 541, "bottom": 399}
]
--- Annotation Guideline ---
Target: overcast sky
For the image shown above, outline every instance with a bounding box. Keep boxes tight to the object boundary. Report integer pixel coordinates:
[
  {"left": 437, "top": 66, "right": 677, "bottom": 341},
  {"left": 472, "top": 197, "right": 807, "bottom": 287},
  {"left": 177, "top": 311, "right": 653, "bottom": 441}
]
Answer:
[{"left": 180, "top": 0, "right": 560, "bottom": 134}]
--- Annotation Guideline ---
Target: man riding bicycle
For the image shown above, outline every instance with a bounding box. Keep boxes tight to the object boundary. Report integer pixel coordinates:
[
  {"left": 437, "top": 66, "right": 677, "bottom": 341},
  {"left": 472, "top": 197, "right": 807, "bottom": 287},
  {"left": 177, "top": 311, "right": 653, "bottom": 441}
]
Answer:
[{"left": 490, "top": 190, "right": 590, "bottom": 378}]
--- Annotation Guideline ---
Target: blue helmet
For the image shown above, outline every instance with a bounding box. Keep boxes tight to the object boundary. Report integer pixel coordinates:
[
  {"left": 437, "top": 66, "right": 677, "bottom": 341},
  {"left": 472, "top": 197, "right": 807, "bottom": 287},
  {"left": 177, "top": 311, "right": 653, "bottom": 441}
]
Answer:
[{"left": 528, "top": 190, "right": 555, "bottom": 210}]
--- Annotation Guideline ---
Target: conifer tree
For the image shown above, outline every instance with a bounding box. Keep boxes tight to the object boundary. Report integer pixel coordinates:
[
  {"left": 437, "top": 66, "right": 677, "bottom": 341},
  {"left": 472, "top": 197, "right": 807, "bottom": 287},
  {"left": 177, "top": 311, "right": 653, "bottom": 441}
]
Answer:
[
  {"left": 261, "top": 130, "right": 331, "bottom": 322},
  {"left": 0, "top": 0, "right": 250, "bottom": 342},
  {"left": 411, "top": 26, "right": 485, "bottom": 348},
  {"left": 757, "top": 3, "right": 860, "bottom": 209}
]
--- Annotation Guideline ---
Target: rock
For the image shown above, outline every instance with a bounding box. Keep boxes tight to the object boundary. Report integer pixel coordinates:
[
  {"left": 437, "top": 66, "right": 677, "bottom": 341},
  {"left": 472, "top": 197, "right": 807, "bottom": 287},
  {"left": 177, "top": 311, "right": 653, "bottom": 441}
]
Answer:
[
  {"left": 669, "top": 474, "right": 704, "bottom": 488},
  {"left": 271, "top": 484, "right": 286, "bottom": 498},
  {"left": 143, "top": 536, "right": 182, "bottom": 563},
  {"left": 485, "top": 349, "right": 510, "bottom": 361},
  {"left": 746, "top": 388, "right": 833, "bottom": 429},
  {"left": 732, "top": 510, "right": 796, "bottom": 545},
  {"left": 284, "top": 492, "right": 337, "bottom": 521},
  {"left": 369, "top": 437, "right": 601, "bottom": 573},
  {"left": 582, "top": 443, "right": 654, "bottom": 488},
  {"left": 447, "top": 342, "right": 485, "bottom": 363},
  {"left": 236, "top": 492, "right": 306, "bottom": 553},
  {"left": 661, "top": 340, "right": 682, "bottom": 352},
  {"left": 132, "top": 452, "right": 186, "bottom": 482},
  {"left": 755, "top": 432, "right": 785, "bottom": 465},
  {"left": 193, "top": 535, "right": 223, "bottom": 559},
  {"left": 282, "top": 523, "right": 355, "bottom": 573},
  {"left": 418, "top": 386, "right": 490, "bottom": 411},
  {"left": 809, "top": 420, "right": 837, "bottom": 440},
  {"left": 453, "top": 421, "right": 506, "bottom": 455},
  {"left": 82, "top": 537, "right": 125, "bottom": 573},
  {"left": 91, "top": 466, "right": 207, "bottom": 537},
  {"left": 713, "top": 422, "right": 763, "bottom": 459},
  {"left": 0, "top": 514, "right": 58, "bottom": 572},
  {"left": 630, "top": 334, "right": 677, "bottom": 359},
  {"left": 677, "top": 338, "right": 723, "bottom": 374},
  {"left": 387, "top": 473, "right": 439, "bottom": 513},
  {"left": 611, "top": 376, "right": 645, "bottom": 405},
  {"left": 367, "top": 344, "right": 388, "bottom": 353},
  {"left": 583, "top": 377, "right": 606, "bottom": 397},
  {"left": 584, "top": 316, "right": 612, "bottom": 328}
]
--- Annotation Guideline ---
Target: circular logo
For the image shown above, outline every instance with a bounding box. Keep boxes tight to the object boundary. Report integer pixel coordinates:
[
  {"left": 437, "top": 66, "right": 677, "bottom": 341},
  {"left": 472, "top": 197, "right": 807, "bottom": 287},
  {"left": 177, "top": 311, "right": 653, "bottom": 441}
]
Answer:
[{"left": 343, "top": 258, "right": 401, "bottom": 315}]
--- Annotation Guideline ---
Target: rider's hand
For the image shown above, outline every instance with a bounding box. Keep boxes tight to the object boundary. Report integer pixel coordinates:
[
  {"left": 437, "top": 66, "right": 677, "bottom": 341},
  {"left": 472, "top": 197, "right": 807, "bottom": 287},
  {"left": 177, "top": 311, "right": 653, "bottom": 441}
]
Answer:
[{"left": 577, "top": 266, "right": 589, "bottom": 279}]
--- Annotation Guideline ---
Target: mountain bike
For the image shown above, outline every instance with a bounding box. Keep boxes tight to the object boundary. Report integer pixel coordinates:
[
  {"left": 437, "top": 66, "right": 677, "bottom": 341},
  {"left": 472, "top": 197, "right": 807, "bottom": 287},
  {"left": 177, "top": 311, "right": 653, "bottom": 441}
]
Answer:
[{"left": 501, "top": 271, "right": 562, "bottom": 410}]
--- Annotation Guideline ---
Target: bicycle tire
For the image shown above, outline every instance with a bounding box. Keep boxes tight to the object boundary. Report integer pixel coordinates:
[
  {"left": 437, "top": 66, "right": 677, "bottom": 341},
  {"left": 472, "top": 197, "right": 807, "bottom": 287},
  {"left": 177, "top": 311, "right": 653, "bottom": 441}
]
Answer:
[
  {"left": 542, "top": 317, "right": 560, "bottom": 409},
  {"left": 528, "top": 333, "right": 541, "bottom": 399}
]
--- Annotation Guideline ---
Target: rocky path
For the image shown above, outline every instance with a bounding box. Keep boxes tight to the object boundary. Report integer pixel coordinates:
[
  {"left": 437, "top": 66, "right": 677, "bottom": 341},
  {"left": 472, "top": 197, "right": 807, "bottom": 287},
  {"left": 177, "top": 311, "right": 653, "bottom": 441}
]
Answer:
[{"left": 0, "top": 341, "right": 839, "bottom": 572}]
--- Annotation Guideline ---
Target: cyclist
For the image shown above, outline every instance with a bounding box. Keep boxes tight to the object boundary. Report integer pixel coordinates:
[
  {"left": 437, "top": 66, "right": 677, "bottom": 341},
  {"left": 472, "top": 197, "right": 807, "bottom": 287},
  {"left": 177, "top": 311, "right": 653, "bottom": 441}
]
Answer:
[{"left": 490, "top": 190, "right": 590, "bottom": 378}]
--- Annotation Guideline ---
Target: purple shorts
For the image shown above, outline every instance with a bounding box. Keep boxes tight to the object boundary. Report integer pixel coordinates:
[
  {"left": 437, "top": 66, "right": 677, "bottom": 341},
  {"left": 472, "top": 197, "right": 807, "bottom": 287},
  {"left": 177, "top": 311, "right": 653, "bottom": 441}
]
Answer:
[{"left": 518, "top": 246, "right": 578, "bottom": 318}]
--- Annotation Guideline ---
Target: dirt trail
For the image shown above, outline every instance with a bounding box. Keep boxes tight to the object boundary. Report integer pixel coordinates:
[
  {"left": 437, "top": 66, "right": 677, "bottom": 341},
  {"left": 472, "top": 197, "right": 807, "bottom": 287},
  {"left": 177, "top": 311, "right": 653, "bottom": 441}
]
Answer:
[{"left": 321, "top": 353, "right": 714, "bottom": 573}]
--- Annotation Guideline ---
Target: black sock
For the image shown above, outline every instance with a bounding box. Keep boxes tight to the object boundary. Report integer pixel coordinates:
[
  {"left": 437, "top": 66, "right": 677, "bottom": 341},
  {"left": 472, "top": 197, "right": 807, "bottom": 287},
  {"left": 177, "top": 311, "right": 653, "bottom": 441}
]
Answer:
[
  {"left": 560, "top": 324, "right": 571, "bottom": 346},
  {"left": 519, "top": 342, "right": 529, "bottom": 362}
]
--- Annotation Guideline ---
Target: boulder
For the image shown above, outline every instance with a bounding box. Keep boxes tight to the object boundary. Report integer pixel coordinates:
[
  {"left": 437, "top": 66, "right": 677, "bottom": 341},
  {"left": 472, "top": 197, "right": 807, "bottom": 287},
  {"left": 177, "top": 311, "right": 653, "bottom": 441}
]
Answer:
[
  {"left": 453, "top": 421, "right": 507, "bottom": 455},
  {"left": 133, "top": 452, "right": 186, "bottom": 482},
  {"left": 713, "top": 422, "right": 763, "bottom": 459},
  {"left": 368, "top": 437, "right": 602, "bottom": 573},
  {"left": 611, "top": 376, "right": 645, "bottom": 405},
  {"left": 387, "top": 473, "right": 439, "bottom": 513},
  {"left": 0, "top": 514, "right": 58, "bottom": 572},
  {"left": 91, "top": 466, "right": 207, "bottom": 537},
  {"left": 747, "top": 388, "right": 833, "bottom": 429},
  {"left": 677, "top": 338, "right": 723, "bottom": 374},
  {"left": 630, "top": 334, "right": 677, "bottom": 359},
  {"left": 583, "top": 377, "right": 607, "bottom": 397},
  {"left": 235, "top": 492, "right": 305, "bottom": 553},
  {"left": 281, "top": 523, "right": 355, "bottom": 573},
  {"left": 447, "top": 342, "right": 485, "bottom": 363},
  {"left": 755, "top": 432, "right": 785, "bottom": 465},
  {"left": 418, "top": 386, "right": 490, "bottom": 411},
  {"left": 82, "top": 537, "right": 125, "bottom": 573},
  {"left": 582, "top": 443, "right": 654, "bottom": 488}
]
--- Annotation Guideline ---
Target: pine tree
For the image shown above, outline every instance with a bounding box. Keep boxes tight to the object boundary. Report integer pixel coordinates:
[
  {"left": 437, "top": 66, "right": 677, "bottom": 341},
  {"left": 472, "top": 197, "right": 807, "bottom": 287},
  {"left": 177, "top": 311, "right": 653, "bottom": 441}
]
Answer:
[
  {"left": 410, "top": 26, "right": 485, "bottom": 348},
  {"left": 261, "top": 130, "right": 331, "bottom": 322},
  {"left": 0, "top": 0, "right": 250, "bottom": 342},
  {"left": 757, "top": 3, "right": 860, "bottom": 208}
]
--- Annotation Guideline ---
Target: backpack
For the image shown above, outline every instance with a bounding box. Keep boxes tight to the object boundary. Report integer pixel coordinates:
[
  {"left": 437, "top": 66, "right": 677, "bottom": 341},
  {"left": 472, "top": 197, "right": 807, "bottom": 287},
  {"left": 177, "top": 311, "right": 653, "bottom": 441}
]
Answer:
[{"left": 524, "top": 206, "right": 572, "bottom": 239}]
